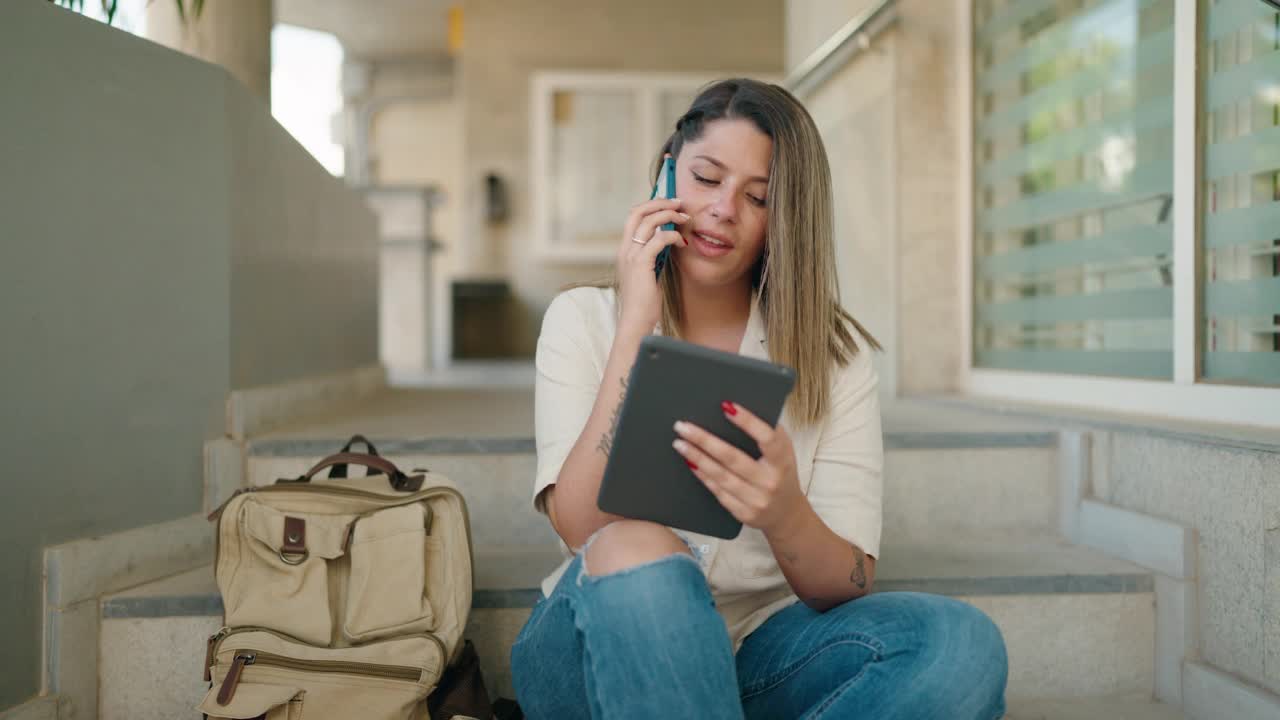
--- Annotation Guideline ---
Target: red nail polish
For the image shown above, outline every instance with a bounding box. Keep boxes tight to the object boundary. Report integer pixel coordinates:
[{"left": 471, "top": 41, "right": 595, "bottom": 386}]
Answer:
[
  {"left": 721, "top": 401, "right": 737, "bottom": 416},
  {"left": 685, "top": 460, "right": 698, "bottom": 470}
]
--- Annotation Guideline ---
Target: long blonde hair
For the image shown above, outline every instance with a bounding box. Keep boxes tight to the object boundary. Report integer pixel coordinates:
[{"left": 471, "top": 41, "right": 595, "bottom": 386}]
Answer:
[{"left": 577, "top": 78, "right": 880, "bottom": 427}]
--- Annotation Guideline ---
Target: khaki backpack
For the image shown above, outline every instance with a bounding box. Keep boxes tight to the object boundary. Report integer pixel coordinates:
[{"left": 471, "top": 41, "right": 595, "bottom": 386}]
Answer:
[{"left": 200, "top": 441, "right": 474, "bottom": 719}]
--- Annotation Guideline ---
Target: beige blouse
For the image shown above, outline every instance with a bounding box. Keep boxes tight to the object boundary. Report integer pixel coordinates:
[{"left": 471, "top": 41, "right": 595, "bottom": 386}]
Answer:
[{"left": 531, "top": 286, "right": 884, "bottom": 650}]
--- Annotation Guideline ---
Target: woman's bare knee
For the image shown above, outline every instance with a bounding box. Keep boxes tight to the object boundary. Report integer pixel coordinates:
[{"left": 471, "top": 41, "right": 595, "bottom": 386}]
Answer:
[{"left": 583, "top": 520, "right": 692, "bottom": 576}]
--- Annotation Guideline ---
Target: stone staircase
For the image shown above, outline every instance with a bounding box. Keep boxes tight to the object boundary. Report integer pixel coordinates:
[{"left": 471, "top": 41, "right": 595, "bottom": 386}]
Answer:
[{"left": 95, "top": 390, "right": 1189, "bottom": 719}]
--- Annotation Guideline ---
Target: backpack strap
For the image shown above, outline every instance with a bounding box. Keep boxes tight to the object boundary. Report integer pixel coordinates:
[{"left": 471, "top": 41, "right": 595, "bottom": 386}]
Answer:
[
  {"left": 327, "top": 434, "right": 380, "bottom": 478},
  {"left": 284, "top": 452, "right": 424, "bottom": 492}
]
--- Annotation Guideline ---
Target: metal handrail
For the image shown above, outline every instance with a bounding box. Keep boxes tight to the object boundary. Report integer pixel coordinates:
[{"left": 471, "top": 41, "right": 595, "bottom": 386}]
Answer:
[{"left": 783, "top": 0, "right": 899, "bottom": 97}]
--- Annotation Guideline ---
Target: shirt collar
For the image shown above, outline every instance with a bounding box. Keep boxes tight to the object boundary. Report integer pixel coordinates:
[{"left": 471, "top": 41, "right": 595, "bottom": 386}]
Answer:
[
  {"left": 738, "top": 291, "right": 768, "bottom": 360},
  {"left": 650, "top": 290, "right": 767, "bottom": 359}
]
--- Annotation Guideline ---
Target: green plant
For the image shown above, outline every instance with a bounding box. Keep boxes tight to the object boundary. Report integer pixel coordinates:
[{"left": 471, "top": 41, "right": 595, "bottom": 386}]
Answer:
[{"left": 50, "top": 0, "right": 205, "bottom": 25}]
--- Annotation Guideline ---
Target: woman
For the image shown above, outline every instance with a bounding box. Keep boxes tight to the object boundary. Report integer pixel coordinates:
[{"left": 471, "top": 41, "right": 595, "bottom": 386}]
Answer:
[{"left": 511, "top": 78, "right": 1008, "bottom": 719}]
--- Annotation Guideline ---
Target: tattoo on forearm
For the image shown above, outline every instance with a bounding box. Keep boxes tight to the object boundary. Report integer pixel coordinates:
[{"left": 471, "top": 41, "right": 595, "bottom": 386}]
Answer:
[
  {"left": 781, "top": 549, "right": 799, "bottom": 565},
  {"left": 596, "top": 376, "right": 629, "bottom": 457},
  {"left": 850, "top": 545, "right": 867, "bottom": 590}
]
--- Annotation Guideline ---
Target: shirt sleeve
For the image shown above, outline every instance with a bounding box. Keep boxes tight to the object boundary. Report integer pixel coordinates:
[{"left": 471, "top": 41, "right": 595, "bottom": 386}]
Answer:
[
  {"left": 532, "top": 290, "right": 603, "bottom": 514},
  {"left": 806, "top": 334, "right": 884, "bottom": 558}
]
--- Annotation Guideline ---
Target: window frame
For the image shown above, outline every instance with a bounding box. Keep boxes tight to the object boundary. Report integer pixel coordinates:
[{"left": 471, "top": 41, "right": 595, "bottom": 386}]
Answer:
[
  {"left": 530, "top": 71, "right": 778, "bottom": 263},
  {"left": 961, "top": 0, "right": 1280, "bottom": 429}
]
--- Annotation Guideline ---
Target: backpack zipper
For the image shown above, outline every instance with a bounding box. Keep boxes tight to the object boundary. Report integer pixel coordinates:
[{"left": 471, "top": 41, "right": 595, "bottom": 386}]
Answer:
[
  {"left": 206, "top": 625, "right": 446, "bottom": 690},
  {"left": 216, "top": 649, "right": 422, "bottom": 705},
  {"left": 209, "top": 625, "right": 447, "bottom": 664}
]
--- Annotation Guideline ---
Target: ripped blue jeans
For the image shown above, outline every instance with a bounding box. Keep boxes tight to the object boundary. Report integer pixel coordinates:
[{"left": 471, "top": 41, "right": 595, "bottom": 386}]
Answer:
[{"left": 510, "top": 550, "right": 1008, "bottom": 720}]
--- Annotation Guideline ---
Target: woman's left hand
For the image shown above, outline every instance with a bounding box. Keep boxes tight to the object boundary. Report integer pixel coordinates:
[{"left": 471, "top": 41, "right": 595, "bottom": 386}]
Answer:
[{"left": 672, "top": 402, "right": 807, "bottom": 536}]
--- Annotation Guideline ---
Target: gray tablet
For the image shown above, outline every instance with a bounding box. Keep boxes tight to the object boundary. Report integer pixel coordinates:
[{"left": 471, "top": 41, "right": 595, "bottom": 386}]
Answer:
[{"left": 598, "top": 335, "right": 797, "bottom": 539}]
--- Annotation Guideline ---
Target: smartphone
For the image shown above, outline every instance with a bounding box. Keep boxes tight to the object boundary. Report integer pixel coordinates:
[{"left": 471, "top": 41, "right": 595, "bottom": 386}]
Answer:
[{"left": 649, "top": 154, "right": 677, "bottom": 278}]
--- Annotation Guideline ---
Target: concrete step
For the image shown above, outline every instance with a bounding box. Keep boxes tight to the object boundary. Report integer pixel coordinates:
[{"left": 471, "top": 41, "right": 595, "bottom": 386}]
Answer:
[
  {"left": 84, "top": 691, "right": 1171, "bottom": 720},
  {"left": 1006, "top": 695, "right": 1189, "bottom": 719},
  {"left": 99, "top": 535, "right": 1154, "bottom": 718},
  {"left": 237, "top": 391, "right": 1063, "bottom": 545}
]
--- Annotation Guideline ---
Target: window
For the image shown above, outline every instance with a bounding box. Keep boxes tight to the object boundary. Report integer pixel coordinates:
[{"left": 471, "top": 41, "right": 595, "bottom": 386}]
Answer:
[
  {"left": 1201, "top": 0, "right": 1280, "bottom": 386},
  {"left": 967, "top": 0, "right": 1280, "bottom": 426},
  {"left": 972, "top": 0, "right": 1177, "bottom": 379},
  {"left": 972, "top": 0, "right": 1172, "bottom": 379},
  {"left": 529, "top": 72, "right": 743, "bottom": 262}
]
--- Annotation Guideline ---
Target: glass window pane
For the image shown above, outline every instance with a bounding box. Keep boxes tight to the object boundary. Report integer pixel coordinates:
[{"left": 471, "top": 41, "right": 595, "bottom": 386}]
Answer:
[
  {"left": 549, "top": 90, "right": 638, "bottom": 250},
  {"left": 972, "top": 0, "right": 1177, "bottom": 379},
  {"left": 1201, "top": 0, "right": 1280, "bottom": 386}
]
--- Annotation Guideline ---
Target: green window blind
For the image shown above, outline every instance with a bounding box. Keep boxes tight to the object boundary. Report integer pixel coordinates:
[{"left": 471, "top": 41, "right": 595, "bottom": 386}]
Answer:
[
  {"left": 1202, "top": 0, "right": 1280, "bottom": 386},
  {"left": 973, "top": 0, "right": 1177, "bottom": 379}
]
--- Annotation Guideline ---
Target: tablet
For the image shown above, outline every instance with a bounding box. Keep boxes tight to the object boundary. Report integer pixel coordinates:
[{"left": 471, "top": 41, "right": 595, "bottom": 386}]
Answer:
[{"left": 597, "top": 335, "right": 797, "bottom": 539}]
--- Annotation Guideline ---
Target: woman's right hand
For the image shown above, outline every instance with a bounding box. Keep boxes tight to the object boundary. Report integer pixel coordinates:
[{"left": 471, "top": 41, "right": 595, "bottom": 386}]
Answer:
[{"left": 616, "top": 198, "right": 689, "bottom": 334}]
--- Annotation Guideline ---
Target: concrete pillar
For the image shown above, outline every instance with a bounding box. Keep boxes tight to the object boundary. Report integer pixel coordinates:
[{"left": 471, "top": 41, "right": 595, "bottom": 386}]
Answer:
[
  {"left": 893, "top": 0, "right": 963, "bottom": 396},
  {"left": 147, "top": 0, "right": 273, "bottom": 106}
]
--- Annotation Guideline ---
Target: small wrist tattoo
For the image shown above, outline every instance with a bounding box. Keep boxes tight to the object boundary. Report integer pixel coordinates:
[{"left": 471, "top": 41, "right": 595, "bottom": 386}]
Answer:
[{"left": 597, "top": 376, "right": 629, "bottom": 457}]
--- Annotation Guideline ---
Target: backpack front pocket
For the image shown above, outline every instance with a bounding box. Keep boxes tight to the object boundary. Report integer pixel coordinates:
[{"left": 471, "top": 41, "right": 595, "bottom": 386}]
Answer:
[
  {"left": 344, "top": 503, "right": 435, "bottom": 642},
  {"left": 205, "top": 629, "right": 444, "bottom": 720},
  {"left": 197, "top": 682, "right": 304, "bottom": 719},
  {"left": 224, "top": 500, "right": 354, "bottom": 645}
]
